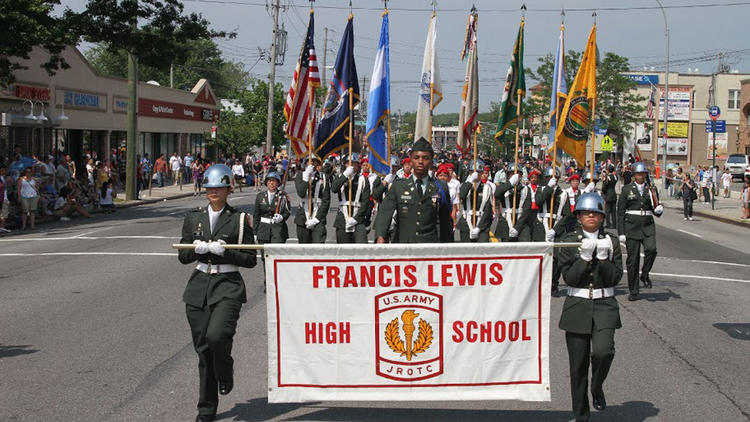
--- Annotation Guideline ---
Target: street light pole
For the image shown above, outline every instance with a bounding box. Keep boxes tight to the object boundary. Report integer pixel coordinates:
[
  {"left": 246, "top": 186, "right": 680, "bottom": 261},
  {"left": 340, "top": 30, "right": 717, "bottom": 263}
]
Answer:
[{"left": 655, "top": 0, "right": 669, "bottom": 189}]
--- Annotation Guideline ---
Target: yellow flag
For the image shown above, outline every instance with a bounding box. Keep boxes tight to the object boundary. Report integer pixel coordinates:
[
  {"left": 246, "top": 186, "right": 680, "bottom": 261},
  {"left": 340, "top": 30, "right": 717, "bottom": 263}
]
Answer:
[{"left": 554, "top": 25, "right": 596, "bottom": 166}]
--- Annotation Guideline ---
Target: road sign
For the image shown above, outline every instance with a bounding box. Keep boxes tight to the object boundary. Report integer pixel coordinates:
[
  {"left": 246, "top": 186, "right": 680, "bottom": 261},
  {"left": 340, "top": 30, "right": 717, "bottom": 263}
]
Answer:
[
  {"left": 705, "top": 120, "right": 726, "bottom": 133},
  {"left": 709, "top": 106, "right": 721, "bottom": 120}
]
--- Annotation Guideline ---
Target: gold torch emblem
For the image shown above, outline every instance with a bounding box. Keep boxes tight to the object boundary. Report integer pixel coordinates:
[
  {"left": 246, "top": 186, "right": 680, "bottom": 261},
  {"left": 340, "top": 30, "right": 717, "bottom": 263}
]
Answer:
[{"left": 384, "top": 310, "right": 433, "bottom": 361}]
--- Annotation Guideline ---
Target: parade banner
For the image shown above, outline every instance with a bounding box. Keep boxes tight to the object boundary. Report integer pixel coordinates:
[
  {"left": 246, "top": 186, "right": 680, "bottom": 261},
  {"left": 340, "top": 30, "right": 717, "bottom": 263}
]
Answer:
[{"left": 265, "top": 243, "right": 552, "bottom": 403}]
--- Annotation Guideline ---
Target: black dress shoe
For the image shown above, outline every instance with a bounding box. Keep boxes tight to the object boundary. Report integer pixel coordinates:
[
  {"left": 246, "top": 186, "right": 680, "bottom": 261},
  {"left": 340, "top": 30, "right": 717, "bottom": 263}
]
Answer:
[
  {"left": 219, "top": 379, "right": 233, "bottom": 395},
  {"left": 644, "top": 276, "right": 653, "bottom": 288},
  {"left": 628, "top": 293, "right": 638, "bottom": 301},
  {"left": 551, "top": 286, "right": 559, "bottom": 296},
  {"left": 592, "top": 391, "right": 607, "bottom": 411},
  {"left": 195, "top": 415, "right": 215, "bottom": 422}
]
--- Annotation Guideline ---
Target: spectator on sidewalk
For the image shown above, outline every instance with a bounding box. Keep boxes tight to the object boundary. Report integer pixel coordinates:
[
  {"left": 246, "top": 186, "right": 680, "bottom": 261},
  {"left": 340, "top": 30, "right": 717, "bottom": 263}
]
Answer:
[
  {"left": 183, "top": 153, "right": 193, "bottom": 184},
  {"left": 56, "top": 157, "right": 71, "bottom": 191},
  {"left": 169, "top": 152, "right": 182, "bottom": 185},
  {"left": 682, "top": 174, "right": 696, "bottom": 221},
  {"left": 231, "top": 160, "right": 245, "bottom": 192},
  {"left": 86, "top": 158, "right": 95, "bottom": 185},
  {"left": 17, "top": 167, "right": 39, "bottom": 230},
  {"left": 701, "top": 166, "right": 712, "bottom": 204},
  {"left": 0, "top": 165, "right": 10, "bottom": 233},
  {"left": 721, "top": 168, "right": 732, "bottom": 198},
  {"left": 55, "top": 183, "right": 92, "bottom": 221},
  {"left": 191, "top": 158, "right": 205, "bottom": 196},
  {"left": 99, "top": 181, "right": 116, "bottom": 213},
  {"left": 141, "top": 154, "right": 152, "bottom": 187},
  {"left": 742, "top": 176, "right": 750, "bottom": 219},
  {"left": 154, "top": 154, "right": 168, "bottom": 187},
  {"left": 65, "top": 154, "right": 76, "bottom": 180}
]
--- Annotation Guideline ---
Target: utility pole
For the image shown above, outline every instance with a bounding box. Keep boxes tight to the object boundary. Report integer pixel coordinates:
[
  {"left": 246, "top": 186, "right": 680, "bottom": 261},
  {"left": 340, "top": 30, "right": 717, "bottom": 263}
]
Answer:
[
  {"left": 265, "top": 0, "right": 281, "bottom": 156},
  {"left": 322, "top": 27, "right": 328, "bottom": 87},
  {"left": 125, "top": 0, "right": 138, "bottom": 201}
]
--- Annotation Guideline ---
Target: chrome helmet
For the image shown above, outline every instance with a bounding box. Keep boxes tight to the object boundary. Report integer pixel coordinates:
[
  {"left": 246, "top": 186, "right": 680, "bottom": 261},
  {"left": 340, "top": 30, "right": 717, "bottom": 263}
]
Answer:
[
  {"left": 265, "top": 171, "right": 281, "bottom": 183},
  {"left": 574, "top": 192, "right": 606, "bottom": 215},
  {"left": 632, "top": 161, "right": 649, "bottom": 174},
  {"left": 202, "top": 164, "right": 232, "bottom": 188},
  {"left": 543, "top": 167, "right": 560, "bottom": 178},
  {"left": 582, "top": 171, "right": 599, "bottom": 183}
]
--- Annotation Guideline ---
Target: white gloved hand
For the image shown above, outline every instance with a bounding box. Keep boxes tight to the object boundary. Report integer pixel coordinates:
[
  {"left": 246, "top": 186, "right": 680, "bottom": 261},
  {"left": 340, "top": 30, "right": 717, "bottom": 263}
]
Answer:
[
  {"left": 208, "top": 239, "right": 226, "bottom": 256},
  {"left": 618, "top": 234, "right": 627, "bottom": 243},
  {"left": 546, "top": 229, "right": 556, "bottom": 242},
  {"left": 654, "top": 204, "right": 664, "bottom": 215},
  {"left": 305, "top": 217, "right": 319, "bottom": 229},
  {"left": 193, "top": 240, "right": 209, "bottom": 255},
  {"left": 302, "top": 165, "right": 314, "bottom": 182},
  {"left": 466, "top": 171, "right": 479, "bottom": 184},
  {"left": 343, "top": 166, "right": 355, "bottom": 178},
  {"left": 272, "top": 213, "right": 284, "bottom": 224},
  {"left": 384, "top": 173, "right": 395, "bottom": 184},
  {"left": 584, "top": 182, "right": 596, "bottom": 193},
  {"left": 579, "top": 238, "right": 596, "bottom": 261},
  {"left": 547, "top": 177, "right": 557, "bottom": 188},
  {"left": 596, "top": 238, "right": 611, "bottom": 260},
  {"left": 509, "top": 173, "right": 520, "bottom": 186},
  {"left": 509, "top": 227, "right": 519, "bottom": 238},
  {"left": 345, "top": 216, "right": 358, "bottom": 229},
  {"left": 470, "top": 227, "right": 480, "bottom": 239}
]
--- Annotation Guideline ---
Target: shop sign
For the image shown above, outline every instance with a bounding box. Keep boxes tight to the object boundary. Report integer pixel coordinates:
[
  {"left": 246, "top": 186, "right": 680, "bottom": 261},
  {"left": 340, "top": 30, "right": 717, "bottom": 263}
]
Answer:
[
  {"left": 113, "top": 96, "right": 129, "bottom": 113},
  {"left": 658, "top": 137, "right": 688, "bottom": 156},
  {"left": 58, "top": 89, "right": 106, "bottom": 111},
  {"left": 14, "top": 84, "right": 51, "bottom": 101},
  {"left": 139, "top": 98, "right": 219, "bottom": 122}
]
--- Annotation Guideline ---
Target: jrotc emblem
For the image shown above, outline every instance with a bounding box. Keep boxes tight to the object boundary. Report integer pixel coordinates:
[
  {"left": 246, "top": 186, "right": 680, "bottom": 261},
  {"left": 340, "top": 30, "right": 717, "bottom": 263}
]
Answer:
[{"left": 375, "top": 289, "right": 443, "bottom": 381}]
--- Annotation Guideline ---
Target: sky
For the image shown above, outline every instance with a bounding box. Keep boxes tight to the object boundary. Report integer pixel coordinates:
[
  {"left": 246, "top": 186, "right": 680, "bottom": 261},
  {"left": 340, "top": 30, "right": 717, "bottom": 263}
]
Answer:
[{"left": 61, "top": 0, "right": 750, "bottom": 113}]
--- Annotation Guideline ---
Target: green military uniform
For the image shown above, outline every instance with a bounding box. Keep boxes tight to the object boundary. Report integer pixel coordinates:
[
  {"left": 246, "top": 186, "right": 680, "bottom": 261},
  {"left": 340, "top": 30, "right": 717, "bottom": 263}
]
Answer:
[
  {"left": 456, "top": 180, "right": 494, "bottom": 242},
  {"left": 601, "top": 173, "right": 618, "bottom": 229},
  {"left": 558, "top": 227, "right": 623, "bottom": 422},
  {"left": 513, "top": 182, "right": 547, "bottom": 242},
  {"left": 331, "top": 172, "right": 370, "bottom": 243},
  {"left": 551, "top": 186, "right": 582, "bottom": 292},
  {"left": 178, "top": 204, "right": 257, "bottom": 419},
  {"left": 253, "top": 187, "right": 291, "bottom": 285},
  {"left": 493, "top": 179, "right": 521, "bottom": 242},
  {"left": 617, "top": 181, "right": 660, "bottom": 298},
  {"left": 294, "top": 170, "right": 330, "bottom": 243}
]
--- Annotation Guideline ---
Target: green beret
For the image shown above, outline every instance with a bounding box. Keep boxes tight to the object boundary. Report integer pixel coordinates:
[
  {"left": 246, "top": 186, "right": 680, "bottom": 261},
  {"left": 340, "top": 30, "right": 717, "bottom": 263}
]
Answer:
[{"left": 412, "top": 137, "right": 434, "bottom": 155}]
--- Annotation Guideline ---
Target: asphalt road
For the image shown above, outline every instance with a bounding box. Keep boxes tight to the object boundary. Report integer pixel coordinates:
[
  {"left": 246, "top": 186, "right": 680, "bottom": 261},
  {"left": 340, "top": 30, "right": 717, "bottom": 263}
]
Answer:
[{"left": 1, "top": 184, "right": 748, "bottom": 422}]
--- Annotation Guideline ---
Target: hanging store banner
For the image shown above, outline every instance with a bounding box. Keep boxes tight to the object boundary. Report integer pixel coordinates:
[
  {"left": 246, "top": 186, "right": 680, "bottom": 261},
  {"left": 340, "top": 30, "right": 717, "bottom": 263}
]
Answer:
[
  {"left": 634, "top": 123, "right": 652, "bottom": 152},
  {"left": 265, "top": 243, "right": 552, "bottom": 403},
  {"left": 658, "top": 121, "right": 689, "bottom": 138},
  {"left": 658, "top": 86, "right": 691, "bottom": 121},
  {"left": 658, "top": 137, "right": 688, "bottom": 155},
  {"left": 706, "top": 132, "right": 728, "bottom": 160}
]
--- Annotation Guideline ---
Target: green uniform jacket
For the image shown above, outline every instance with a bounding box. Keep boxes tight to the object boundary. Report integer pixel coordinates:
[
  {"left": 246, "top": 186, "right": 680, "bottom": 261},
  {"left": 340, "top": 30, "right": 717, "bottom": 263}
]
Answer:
[
  {"left": 539, "top": 185, "right": 566, "bottom": 226},
  {"left": 456, "top": 181, "right": 494, "bottom": 233},
  {"left": 558, "top": 228, "right": 623, "bottom": 334},
  {"left": 370, "top": 175, "right": 387, "bottom": 202},
  {"left": 617, "top": 182, "right": 660, "bottom": 240},
  {"left": 553, "top": 187, "right": 581, "bottom": 235},
  {"left": 178, "top": 205, "right": 257, "bottom": 307},
  {"left": 253, "top": 189, "right": 291, "bottom": 242},
  {"left": 331, "top": 173, "right": 370, "bottom": 229},
  {"left": 293, "top": 171, "right": 331, "bottom": 227},
  {"left": 513, "top": 184, "right": 546, "bottom": 232},
  {"left": 601, "top": 174, "right": 618, "bottom": 202},
  {"left": 374, "top": 176, "right": 453, "bottom": 243}
]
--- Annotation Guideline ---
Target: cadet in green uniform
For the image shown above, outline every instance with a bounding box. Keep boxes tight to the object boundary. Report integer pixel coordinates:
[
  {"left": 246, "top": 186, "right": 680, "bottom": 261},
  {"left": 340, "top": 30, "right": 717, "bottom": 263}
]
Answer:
[
  {"left": 616, "top": 161, "right": 663, "bottom": 301},
  {"left": 509, "top": 168, "right": 548, "bottom": 242},
  {"left": 331, "top": 154, "right": 370, "bottom": 243},
  {"left": 601, "top": 164, "right": 618, "bottom": 229},
  {"left": 178, "top": 164, "right": 257, "bottom": 422},
  {"left": 253, "top": 171, "right": 291, "bottom": 287},
  {"left": 549, "top": 173, "right": 582, "bottom": 294},
  {"left": 493, "top": 166, "right": 522, "bottom": 242},
  {"left": 294, "top": 157, "right": 330, "bottom": 243},
  {"left": 374, "top": 137, "right": 453, "bottom": 243},
  {"left": 456, "top": 166, "right": 494, "bottom": 242},
  {"left": 558, "top": 192, "right": 623, "bottom": 422},
  {"left": 539, "top": 167, "right": 562, "bottom": 241}
]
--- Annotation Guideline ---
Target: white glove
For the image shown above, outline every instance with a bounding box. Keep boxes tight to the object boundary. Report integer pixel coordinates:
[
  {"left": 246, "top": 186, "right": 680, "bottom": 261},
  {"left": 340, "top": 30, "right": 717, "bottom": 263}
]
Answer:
[
  {"left": 343, "top": 166, "right": 355, "bottom": 178},
  {"left": 305, "top": 217, "right": 319, "bottom": 229},
  {"left": 208, "top": 239, "right": 226, "bottom": 256},
  {"left": 584, "top": 182, "right": 595, "bottom": 193},
  {"left": 272, "top": 213, "right": 284, "bottom": 224},
  {"left": 466, "top": 171, "right": 479, "bottom": 184},
  {"left": 596, "top": 238, "right": 611, "bottom": 260},
  {"left": 654, "top": 204, "right": 664, "bottom": 215},
  {"left": 470, "top": 227, "right": 480, "bottom": 239},
  {"left": 384, "top": 173, "right": 394, "bottom": 184},
  {"left": 546, "top": 229, "right": 556, "bottom": 242},
  {"left": 579, "top": 238, "right": 596, "bottom": 261},
  {"left": 618, "top": 234, "right": 626, "bottom": 243},
  {"left": 193, "top": 240, "right": 209, "bottom": 255},
  {"left": 302, "top": 165, "right": 314, "bottom": 182},
  {"left": 509, "top": 173, "right": 519, "bottom": 186},
  {"left": 345, "top": 216, "right": 358, "bottom": 229},
  {"left": 509, "top": 227, "right": 519, "bottom": 238},
  {"left": 547, "top": 177, "right": 557, "bottom": 188}
]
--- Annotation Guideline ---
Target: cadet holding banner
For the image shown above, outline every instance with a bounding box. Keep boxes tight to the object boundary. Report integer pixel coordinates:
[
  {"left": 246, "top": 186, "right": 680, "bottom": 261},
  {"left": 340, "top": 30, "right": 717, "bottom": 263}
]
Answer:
[
  {"left": 294, "top": 157, "right": 330, "bottom": 244},
  {"left": 332, "top": 154, "right": 370, "bottom": 243}
]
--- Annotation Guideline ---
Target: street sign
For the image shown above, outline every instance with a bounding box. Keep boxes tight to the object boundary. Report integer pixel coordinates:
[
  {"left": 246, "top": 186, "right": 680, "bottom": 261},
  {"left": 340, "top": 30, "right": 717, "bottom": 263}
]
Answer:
[
  {"left": 211, "top": 125, "right": 217, "bottom": 139},
  {"left": 709, "top": 106, "right": 721, "bottom": 120},
  {"left": 705, "top": 120, "right": 726, "bottom": 133}
]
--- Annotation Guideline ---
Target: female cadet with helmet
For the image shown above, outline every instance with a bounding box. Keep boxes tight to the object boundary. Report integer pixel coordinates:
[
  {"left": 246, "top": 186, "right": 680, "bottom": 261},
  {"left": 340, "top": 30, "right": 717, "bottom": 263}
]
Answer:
[
  {"left": 177, "top": 164, "right": 257, "bottom": 422},
  {"left": 558, "top": 192, "right": 623, "bottom": 422},
  {"left": 253, "top": 171, "right": 291, "bottom": 284}
]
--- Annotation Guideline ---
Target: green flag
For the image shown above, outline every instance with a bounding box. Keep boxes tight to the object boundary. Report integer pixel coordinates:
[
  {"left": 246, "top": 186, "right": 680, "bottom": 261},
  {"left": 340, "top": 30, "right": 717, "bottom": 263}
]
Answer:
[{"left": 494, "top": 18, "right": 526, "bottom": 144}]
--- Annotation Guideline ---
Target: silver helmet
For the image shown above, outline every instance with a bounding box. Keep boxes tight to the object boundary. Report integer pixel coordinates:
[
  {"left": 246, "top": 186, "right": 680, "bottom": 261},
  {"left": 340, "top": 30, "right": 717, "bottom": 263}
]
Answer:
[
  {"left": 632, "top": 161, "right": 649, "bottom": 174},
  {"left": 265, "top": 171, "right": 281, "bottom": 183},
  {"left": 202, "top": 164, "right": 232, "bottom": 188},
  {"left": 574, "top": 192, "right": 606, "bottom": 215},
  {"left": 543, "top": 167, "right": 560, "bottom": 178},
  {"left": 582, "top": 171, "right": 599, "bottom": 183}
]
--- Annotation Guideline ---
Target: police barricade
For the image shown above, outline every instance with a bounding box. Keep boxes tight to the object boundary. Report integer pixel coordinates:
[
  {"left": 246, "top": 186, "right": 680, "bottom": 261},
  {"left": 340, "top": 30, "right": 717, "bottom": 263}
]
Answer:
[{"left": 263, "top": 242, "right": 553, "bottom": 403}]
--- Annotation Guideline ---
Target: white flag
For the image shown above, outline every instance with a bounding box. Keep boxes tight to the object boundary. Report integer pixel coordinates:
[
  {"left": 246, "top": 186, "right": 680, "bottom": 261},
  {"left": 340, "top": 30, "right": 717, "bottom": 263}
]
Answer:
[
  {"left": 415, "top": 14, "right": 442, "bottom": 143},
  {"left": 457, "top": 10, "right": 479, "bottom": 155}
]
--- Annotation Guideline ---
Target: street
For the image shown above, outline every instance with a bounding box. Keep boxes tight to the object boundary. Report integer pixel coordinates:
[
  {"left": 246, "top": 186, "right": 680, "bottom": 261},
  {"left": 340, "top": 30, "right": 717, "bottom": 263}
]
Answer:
[{"left": 1, "top": 185, "right": 748, "bottom": 422}]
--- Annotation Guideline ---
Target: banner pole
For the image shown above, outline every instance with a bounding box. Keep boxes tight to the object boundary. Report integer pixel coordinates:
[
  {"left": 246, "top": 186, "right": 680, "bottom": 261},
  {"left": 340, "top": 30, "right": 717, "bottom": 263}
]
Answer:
[
  {"left": 348, "top": 86, "right": 354, "bottom": 217},
  {"left": 512, "top": 90, "right": 521, "bottom": 225},
  {"left": 472, "top": 127, "right": 478, "bottom": 228},
  {"left": 171, "top": 242, "right": 584, "bottom": 250},
  {"left": 590, "top": 97, "right": 596, "bottom": 177},
  {"left": 308, "top": 81, "right": 314, "bottom": 217}
]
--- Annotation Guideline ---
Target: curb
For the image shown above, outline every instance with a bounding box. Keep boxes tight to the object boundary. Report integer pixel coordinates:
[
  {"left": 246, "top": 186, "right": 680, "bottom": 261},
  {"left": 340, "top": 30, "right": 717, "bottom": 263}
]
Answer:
[
  {"left": 114, "top": 192, "right": 195, "bottom": 209},
  {"left": 691, "top": 210, "right": 750, "bottom": 228}
]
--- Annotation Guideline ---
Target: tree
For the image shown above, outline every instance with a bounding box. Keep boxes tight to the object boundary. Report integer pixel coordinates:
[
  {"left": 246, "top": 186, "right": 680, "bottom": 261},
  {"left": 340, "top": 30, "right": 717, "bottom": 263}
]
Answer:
[{"left": 0, "top": 0, "right": 78, "bottom": 87}]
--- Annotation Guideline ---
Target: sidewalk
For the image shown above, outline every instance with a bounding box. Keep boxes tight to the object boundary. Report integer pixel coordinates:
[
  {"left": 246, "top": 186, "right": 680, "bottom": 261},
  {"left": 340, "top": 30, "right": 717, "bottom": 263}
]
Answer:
[
  {"left": 660, "top": 192, "right": 750, "bottom": 228},
  {"left": 114, "top": 182, "right": 196, "bottom": 208}
]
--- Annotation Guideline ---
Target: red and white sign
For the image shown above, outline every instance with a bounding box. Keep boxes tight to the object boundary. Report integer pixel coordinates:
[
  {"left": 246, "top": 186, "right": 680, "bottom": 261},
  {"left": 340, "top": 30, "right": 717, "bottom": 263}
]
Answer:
[
  {"left": 14, "top": 84, "right": 50, "bottom": 101},
  {"left": 138, "top": 98, "right": 218, "bottom": 122},
  {"left": 266, "top": 243, "right": 552, "bottom": 402}
]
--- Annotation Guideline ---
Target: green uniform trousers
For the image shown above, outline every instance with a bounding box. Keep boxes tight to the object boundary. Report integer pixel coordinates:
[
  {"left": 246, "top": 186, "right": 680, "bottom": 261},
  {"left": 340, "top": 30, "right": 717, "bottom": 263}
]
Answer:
[
  {"left": 605, "top": 201, "right": 617, "bottom": 229},
  {"left": 565, "top": 327, "right": 616, "bottom": 422},
  {"left": 336, "top": 226, "right": 368, "bottom": 243},
  {"left": 186, "top": 298, "right": 242, "bottom": 417},
  {"left": 626, "top": 236, "right": 657, "bottom": 295},
  {"left": 296, "top": 224, "right": 327, "bottom": 244},
  {"left": 458, "top": 229, "right": 490, "bottom": 242}
]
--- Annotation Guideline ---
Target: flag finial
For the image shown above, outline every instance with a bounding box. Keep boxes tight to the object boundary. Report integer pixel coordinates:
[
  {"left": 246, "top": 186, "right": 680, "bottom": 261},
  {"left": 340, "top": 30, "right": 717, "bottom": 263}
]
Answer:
[
  {"left": 431, "top": 0, "right": 437, "bottom": 15},
  {"left": 520, "top": 4, "right": 526, "bottom": 17},
  {"left": 561, "top": 7, "right": 565, "bottom": 23},
  {"left": 309, "top": 0, "right": 314, "bottom": 12},
  {"left": 592, "top": 10, "right": 597, "bottom": 23}
]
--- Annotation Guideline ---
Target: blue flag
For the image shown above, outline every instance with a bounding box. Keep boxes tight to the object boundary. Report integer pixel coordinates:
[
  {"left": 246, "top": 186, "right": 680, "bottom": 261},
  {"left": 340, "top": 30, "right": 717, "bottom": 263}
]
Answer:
[
  {"left": 315, "top": 16, "right": 359, "bottom": 159},
  {"left": 548, "top": 25, "right": 566, "bottom": 160},
  {"left": 366, "top": 12, "right": 390, "bottom": 175}
]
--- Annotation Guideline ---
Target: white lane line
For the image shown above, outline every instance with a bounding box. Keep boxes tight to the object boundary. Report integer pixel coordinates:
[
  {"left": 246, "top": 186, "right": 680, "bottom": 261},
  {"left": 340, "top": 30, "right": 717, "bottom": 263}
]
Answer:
[
  {"left": 72, "top": 226, "right": 114, "bottom": 238},
  {"left": 625, "top": 270, "right": 750, "bottom": 284},
  {"left": 682, "top": 259, "right": 750, "bottom": 268},
  {"left": 0, "top": 235, "right": 179, "bottom": 242},
  {"left": 677, "top": 228, "right": 702, "bottom": 238},
  {"left": 0, "top": 252, "right": 177, "bottom": 257},
  {"left": 167, "top": 210, "right": 184, "bottom": 215}
]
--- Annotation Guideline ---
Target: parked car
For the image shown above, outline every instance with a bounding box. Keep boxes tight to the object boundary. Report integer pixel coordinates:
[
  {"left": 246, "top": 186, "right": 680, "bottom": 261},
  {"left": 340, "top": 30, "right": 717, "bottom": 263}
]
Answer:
[{"left": 725, "top": 154, "right": 750, "bottom": 180}]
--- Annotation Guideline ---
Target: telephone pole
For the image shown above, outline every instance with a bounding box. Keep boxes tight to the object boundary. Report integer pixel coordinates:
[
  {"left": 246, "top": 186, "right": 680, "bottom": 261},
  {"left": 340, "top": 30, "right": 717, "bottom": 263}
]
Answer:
[{"left": 265, "top": 0, "right": 281, "bottom": 156}]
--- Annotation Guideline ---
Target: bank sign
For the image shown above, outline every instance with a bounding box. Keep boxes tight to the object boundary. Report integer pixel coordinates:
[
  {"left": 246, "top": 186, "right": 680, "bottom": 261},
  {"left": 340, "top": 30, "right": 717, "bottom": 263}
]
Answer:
[{"left": 623, "top": 74, "right": 659, "bottom": 85}]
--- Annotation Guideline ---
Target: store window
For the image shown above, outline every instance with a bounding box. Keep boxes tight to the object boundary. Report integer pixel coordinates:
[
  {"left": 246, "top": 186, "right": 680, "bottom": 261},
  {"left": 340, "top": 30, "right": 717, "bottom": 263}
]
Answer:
[{"left": 728, "top": 89, "right": 740, "bottom": 109}]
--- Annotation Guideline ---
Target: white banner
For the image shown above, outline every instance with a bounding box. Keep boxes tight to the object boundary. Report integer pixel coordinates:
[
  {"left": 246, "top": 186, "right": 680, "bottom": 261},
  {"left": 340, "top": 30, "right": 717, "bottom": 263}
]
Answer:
[{"left": 266, "top": 243, "right": 552, "bottom": 403}]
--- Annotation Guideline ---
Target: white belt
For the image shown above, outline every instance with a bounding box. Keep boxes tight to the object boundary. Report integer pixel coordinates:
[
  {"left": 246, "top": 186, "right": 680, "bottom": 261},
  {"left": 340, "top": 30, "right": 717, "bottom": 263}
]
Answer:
[
  {"left": 464, "top": 210, "right": 484, "bottom": 217},
  {"left": 260, "top": 217, "right": 272, "bottom": 224},
  {"left": 196, "top": 262, "right": 239, "bottom": 274},
  {"left": 568, "top": 286, "right": 615, "bottom": 299},
  {"left": 340, "top": 201, "right": 361, "bottom": 207},
  {"left": 503, "top": 208, "right": 522, "bottom": 215},
  {"left": 626, "top": 210, "right": 653, "bottom": 216}
]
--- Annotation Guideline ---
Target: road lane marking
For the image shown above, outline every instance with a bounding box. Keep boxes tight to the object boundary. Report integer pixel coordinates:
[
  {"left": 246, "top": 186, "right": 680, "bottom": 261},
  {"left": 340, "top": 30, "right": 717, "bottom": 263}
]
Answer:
[
  {"left": 677, "top": 229, "right": 702, "bottom": 238},
  {"left": 0, "top": 252, "right": 177, "bottom": 257},
  {"left": 72, "top": 226, "right": 114, "bottom": 238},
  {"left": 625, "top": 270, "right": 749, "bottom": 284},
  {"left": 0, "top": 235, "right": 180, "bottom": 242}
]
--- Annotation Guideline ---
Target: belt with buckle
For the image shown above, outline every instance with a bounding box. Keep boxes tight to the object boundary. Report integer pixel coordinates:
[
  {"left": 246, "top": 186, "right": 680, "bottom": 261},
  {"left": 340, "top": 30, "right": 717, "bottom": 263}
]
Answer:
[
  {"left": 196, "top": 262, "right": 239, "bottom": 274},
  {"left": 567, "top": 286, "right": 615, "bottom": 299},
  {"left": 260, "top": 217, "right": 272, "bottom": 224},
  {"left": 626, "top": 210, "right": 653, "bottom": 216}
]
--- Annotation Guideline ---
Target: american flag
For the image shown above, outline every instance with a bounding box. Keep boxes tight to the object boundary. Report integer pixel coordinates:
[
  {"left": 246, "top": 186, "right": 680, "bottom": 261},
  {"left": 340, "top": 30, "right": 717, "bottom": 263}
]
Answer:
[
  {"left": 284, "top": 11, "right": 321, "bottom": 157},
  {"left": 646, "top": 85, "right": 656, "bottom": 120}
]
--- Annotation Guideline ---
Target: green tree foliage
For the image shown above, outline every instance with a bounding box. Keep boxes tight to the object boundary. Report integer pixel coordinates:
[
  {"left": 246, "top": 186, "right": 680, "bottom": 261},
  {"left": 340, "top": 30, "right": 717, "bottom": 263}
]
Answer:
[{"left": 0, "top": 0, "right": 78, "bottom": 87}]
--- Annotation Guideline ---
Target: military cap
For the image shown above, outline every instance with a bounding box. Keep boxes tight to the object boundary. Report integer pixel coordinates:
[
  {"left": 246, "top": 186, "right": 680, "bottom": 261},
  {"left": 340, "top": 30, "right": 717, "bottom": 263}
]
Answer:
[{"left": 411, "top": 137, "right": 434, "bottom": 155}]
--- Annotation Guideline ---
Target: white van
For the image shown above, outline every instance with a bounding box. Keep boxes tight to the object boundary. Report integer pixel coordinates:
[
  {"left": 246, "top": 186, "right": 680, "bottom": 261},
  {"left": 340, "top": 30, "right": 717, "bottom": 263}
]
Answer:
[{"left": 725, "top": 154, "right": 750, "bottom": 179}]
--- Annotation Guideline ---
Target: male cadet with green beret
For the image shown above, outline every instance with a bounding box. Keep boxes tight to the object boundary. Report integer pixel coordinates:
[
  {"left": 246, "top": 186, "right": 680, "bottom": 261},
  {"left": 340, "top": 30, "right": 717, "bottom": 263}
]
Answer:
[
  {"left": 558, "top": 192, "right": 623, "bottom": 422},
  {"left": 375, "top": 137, "right": 453, "bottom": 243},
  {"left": 456, "top": 165, "right": 494, "bottom": 242},
  {"left": 332, "top": 153, "right": 371, "bottom": 243},
  {"left": 295, "top": 156, "right": 330, "bottom": 243},
  {"left": 600, "top": 164, "right": 618, "bottom": 229},
  {"left": 253, "top": 171, "right": 291, "bottom": 288},
  {"left": 493, "top": 164, "right": 522, "bottom": 242},
  {"left": 509, "top": 168, "right": 554, "bottom": 242},
  {"left": 178, "top": 164, "right": 257, "bottom": 422},
  {"left": 617, "top": 161, "right": 663, "bottom": 301}
]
